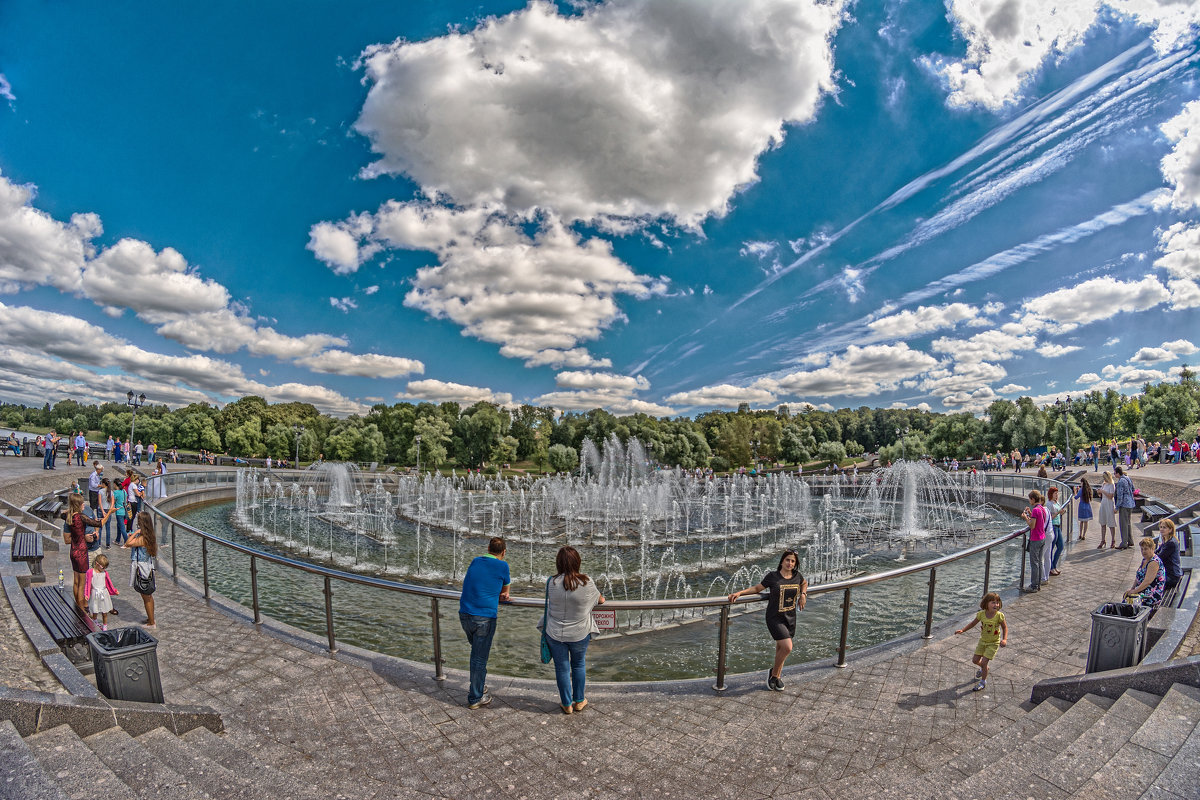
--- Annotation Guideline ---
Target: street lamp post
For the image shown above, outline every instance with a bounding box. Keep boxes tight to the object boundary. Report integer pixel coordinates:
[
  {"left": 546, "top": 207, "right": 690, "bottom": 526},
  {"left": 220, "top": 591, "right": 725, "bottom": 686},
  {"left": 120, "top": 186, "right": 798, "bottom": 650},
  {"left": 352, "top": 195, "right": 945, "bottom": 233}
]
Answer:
[
  {"left": 292, "top": 424, "right": 304, "bottom": 467},
  {"left": 896, "top": 426, "right": 911, "bottom": 461},
  {"left": 415, "top": 434, "right": 422, "bottom": 476},
  {"left": 126, "top": 391, "right": 146, "bottom": 461},
  {"left": 1055, "top": 396, "right": 1072, "bottom": 466}
]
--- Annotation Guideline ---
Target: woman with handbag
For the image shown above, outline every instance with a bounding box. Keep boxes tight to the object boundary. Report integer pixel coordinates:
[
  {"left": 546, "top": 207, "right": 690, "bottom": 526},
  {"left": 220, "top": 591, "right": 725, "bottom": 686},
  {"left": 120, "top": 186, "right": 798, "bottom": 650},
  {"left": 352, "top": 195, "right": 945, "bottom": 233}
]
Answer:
[
  {"left": 121, "top": 510, "right": 158, "bottom": 628},
  {"left": 542, "top": 546, "right": 604, "bottom": 714},
  {"left": 64, "top": 494, "right": 110, "bottom": 611}
]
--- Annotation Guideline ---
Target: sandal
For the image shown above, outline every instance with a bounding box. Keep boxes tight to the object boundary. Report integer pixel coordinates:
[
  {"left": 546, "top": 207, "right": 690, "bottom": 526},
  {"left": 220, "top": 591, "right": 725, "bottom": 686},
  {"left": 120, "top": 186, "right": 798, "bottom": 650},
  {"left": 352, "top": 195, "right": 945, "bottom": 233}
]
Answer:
[{"left": 1096, "top": 543, "right": 1105, "bottom": 549}]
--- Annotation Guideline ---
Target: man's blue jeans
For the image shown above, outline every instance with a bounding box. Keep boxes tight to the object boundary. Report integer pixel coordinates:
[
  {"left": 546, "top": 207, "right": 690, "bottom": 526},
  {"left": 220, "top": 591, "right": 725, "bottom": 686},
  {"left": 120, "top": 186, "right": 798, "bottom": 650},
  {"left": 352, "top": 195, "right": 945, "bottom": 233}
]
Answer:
[
  {"left": 459, "top": 613, "right": 496, "bottom": 704},
  {"left": 546, "top": 634, "right": 590, "bottom": 707}
]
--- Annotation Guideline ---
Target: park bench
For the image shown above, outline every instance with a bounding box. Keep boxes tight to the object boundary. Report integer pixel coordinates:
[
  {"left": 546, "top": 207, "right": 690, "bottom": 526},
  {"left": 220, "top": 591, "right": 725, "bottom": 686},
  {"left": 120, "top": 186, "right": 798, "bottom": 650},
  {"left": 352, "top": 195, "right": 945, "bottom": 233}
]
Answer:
[
  {"left": 1141, "top": 502, "right": 1171, "bottom": 523},
  {"left": 9, "top": 529, "right": 44, "bottom": 582},
  {"left": 24, "top": 584, "right": 96, "bottom": 665}
]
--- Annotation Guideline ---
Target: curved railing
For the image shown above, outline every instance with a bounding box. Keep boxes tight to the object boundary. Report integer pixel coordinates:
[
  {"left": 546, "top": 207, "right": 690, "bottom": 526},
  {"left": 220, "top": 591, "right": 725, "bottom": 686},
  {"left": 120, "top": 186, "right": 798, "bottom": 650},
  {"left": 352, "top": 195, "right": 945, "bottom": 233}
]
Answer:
[{"left": 145, "top": 468, "right": 1054, "bottom": 689}]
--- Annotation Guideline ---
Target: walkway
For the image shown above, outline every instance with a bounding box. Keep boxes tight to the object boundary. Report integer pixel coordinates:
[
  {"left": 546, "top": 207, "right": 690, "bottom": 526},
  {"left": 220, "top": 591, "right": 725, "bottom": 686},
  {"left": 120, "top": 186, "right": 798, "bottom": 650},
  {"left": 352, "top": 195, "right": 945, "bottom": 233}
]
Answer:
[{"left": 2, "top": 457, "right": 1197, "bottom": 798}]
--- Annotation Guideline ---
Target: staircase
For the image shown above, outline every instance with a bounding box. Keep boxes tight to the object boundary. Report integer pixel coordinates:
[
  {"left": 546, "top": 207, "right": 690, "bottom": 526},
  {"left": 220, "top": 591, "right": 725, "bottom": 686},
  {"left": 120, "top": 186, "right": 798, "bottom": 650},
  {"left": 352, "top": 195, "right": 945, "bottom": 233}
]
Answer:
[
  {"left": 3, "top": 684, "right": 1197, "bottom": 799},
  {"left": 1, "top": 719, "right": 361, "bottom": 799}
]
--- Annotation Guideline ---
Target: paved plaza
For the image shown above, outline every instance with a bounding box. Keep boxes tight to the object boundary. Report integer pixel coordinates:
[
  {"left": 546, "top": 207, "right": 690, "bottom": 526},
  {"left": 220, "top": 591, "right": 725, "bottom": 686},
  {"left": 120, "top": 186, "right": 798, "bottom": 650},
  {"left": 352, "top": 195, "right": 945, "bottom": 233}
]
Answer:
[{"left": 2, "top": 457, "right": 1198, "bottom": 798}]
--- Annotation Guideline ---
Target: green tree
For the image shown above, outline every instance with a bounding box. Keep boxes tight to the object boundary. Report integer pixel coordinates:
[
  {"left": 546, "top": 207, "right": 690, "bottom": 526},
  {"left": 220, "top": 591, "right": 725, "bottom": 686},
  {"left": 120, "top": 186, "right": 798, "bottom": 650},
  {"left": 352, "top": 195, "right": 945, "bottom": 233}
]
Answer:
[
  {"left": 780, "top": 423, "right": 816, "bottom": 464},
  {"left": 1115, "top": 397, "right": 1142, "bottom": 438},
  {"left": 816, "top": 440, "right": 847, "bottom": 465},
  {"left": 454, "top": 403, "right": 504, "bottom": 467},
  {"left": 925, "top": 413, "right": 984, "bottom": 460},
  {"left": 1140, "top": 383, "right": 1198, "bottom": 438},
  {"left": 1002, "top": 397, "right": 1046, "bottom": 452},
  {"left": 264, "top": 422, "right": 295, "bottom": 460},
  {"left": 491, "top": 435, "right": 519, "bottom": 465},
  {"left": 409, "top": 415, "right": 451, "bottom": 469},
  {"left": 548, "top": 443, "right": 579, "bottom": 472},
  {"left": 225, "top": 417, "right": 264, "bottom": 456}
]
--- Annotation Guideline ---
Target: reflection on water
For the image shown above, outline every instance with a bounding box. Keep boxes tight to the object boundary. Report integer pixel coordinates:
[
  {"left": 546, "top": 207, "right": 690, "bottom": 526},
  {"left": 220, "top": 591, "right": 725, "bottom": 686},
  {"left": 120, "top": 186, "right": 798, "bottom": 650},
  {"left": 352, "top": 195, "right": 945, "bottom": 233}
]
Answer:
[{"left": 173, "top": 501, "right": 1025, "bottom": 681}]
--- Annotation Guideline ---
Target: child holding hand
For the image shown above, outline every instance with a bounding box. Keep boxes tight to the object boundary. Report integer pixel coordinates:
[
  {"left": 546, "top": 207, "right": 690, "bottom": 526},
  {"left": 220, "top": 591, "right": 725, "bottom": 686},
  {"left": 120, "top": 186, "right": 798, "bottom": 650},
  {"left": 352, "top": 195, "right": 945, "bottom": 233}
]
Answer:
[
  {"left": 85, "top": 553, "right": 118, "bottom": 631},
  {"left": 955, "top": 591, "right": 1007, "bottom": 692}
]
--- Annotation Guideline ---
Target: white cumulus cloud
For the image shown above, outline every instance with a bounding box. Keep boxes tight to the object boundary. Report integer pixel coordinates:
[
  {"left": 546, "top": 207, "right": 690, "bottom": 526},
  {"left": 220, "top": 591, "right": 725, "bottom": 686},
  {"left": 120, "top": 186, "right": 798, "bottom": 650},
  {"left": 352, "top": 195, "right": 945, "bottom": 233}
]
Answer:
[
  {"left": 353, "top": 0, "right": 844, "bottom": 228},
  {"left": 663, "top": 384, "right": 778, "bottom": 410},
  {"left": 295, "top": 350, "right": 424, "bottom": 378},
  {"left": 401, "top": 379, "right": 513, "bottom": 407},
  {"left": 0, "top": 172, "right": 100, "bottom": 294},
  {"left": 763, "top": 344, "right": 939, "bottom": 398},
  {"left": 1160, "top": 99, "right": 1200, "bottom": 211},
  {"left": 866, "top": 302, "right": 988, "bottom": 338},
  {"left": 1021, "top": 275, "right": 1170, "bottom": 328}
]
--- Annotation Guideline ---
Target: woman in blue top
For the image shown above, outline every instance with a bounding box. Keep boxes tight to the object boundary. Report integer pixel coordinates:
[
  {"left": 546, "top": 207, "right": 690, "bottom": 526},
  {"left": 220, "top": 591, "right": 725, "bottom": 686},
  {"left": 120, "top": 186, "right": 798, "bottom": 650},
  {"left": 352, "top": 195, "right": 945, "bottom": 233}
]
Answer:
[
  {"left": 1075, "top": 478, "right": 1093, "bottom": 542},
  {"left": 112, "top": 482, "right": 129, "bottom": 546},
  {"left": 1124, "top": 537, "right": 1166, "bottom": 608}
]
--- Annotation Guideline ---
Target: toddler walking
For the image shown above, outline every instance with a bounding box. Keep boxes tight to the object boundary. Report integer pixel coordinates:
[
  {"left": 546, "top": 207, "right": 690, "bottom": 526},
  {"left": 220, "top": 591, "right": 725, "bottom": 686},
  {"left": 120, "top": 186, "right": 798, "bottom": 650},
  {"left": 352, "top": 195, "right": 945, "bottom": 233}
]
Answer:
[
  {"left": 955, "top": 591, "right": 1007, "bottom": 692},
  {"left": 85, "top": 553, "right": 118, "bottom": 631}
]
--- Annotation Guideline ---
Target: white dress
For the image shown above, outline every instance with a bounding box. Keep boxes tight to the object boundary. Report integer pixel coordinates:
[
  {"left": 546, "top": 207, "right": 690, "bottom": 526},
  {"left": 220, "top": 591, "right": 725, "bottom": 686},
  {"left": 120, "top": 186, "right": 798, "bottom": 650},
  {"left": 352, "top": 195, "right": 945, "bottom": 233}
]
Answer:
[
  {"left": 1097, "top": 483, "right": 1117, "bottom": 527},
  {"left": 88, "top": 571, "right": 113, "bottom": 614}
]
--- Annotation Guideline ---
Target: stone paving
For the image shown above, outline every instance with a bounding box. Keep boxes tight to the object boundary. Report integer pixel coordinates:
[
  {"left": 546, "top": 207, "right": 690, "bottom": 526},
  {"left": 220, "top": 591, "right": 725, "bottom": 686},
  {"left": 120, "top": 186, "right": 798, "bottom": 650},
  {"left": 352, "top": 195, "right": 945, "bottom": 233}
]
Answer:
[{"left": 2, "top": 456, "right": 1198, "bottom": 798}]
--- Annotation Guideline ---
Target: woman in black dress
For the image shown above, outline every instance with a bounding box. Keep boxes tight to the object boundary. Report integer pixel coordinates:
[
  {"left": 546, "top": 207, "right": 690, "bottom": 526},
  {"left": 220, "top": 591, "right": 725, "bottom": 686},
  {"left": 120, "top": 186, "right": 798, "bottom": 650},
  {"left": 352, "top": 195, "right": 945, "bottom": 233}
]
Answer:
[{"left": 728, "top": 550, "right": 808, "bottom": 690}]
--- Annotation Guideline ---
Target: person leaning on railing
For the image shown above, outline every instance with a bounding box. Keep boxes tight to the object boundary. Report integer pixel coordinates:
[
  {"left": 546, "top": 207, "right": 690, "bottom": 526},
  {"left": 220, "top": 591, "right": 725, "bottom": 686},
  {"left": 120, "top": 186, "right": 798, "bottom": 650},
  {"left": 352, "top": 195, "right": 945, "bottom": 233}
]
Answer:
[
  {"left": 728, "top": 549, "right": 808, "bottom": 691},
  {"left": 542, "top": 546, "right": 604, "bottom": 715}
]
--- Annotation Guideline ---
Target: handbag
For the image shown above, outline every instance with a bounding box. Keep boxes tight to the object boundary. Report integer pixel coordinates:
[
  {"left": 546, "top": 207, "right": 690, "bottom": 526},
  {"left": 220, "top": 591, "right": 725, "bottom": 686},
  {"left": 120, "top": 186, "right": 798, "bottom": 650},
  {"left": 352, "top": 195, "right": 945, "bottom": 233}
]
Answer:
[
  {"left": 133, "top": 559, "right": 156, "bottom": 595},
  {"left": 539, "top": 577, "right": 552, "bottom": 664}
]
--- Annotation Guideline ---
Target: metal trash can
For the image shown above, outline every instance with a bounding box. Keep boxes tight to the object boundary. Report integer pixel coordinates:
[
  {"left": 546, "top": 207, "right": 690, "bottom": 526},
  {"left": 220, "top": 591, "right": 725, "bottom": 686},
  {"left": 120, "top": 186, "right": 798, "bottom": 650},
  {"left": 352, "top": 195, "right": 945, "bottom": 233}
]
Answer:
[
  {"left": 86, "top": 626, "right": 164, "bottom": 703},
  {"left": 1085, "top": 602, "right": 1150, "bottom": 673}
]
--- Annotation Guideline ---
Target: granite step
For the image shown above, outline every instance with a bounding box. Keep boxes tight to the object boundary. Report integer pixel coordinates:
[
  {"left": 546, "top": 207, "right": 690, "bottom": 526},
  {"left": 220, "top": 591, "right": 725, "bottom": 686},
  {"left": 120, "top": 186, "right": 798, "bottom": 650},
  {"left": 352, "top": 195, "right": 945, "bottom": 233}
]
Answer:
[
  {"left": 1056, "top": 689, "right": 1166, "bottom": 800},
  {"left": 81, "top": 726, "right": 214, "bottom": 800},
  {"left": 955, "top": 694, "right": 1113, "bottom": 800},
  {"left": 24, "top": 724, "right": 138, "bottom": 800},
  {"left": 1036, "top": 688, "right": 1159, "bottom": 796},
  {"left": 180, "top": 725, "right": 363, "bottom": 799},
  {"left": 0, "top": 719, "right": 69, "bottom": 800},
  {"left": 858, "top": 695, "right": 1070, "bottom": 799},
  {"left": 1137, "top": 684, "right": 1200, "bottom": 800},
  {"left": 179, "top": 727, "right": 334, "bottom": 800},
  {"left": 136, "top": 727, "right": 267, "bottom": 800}
]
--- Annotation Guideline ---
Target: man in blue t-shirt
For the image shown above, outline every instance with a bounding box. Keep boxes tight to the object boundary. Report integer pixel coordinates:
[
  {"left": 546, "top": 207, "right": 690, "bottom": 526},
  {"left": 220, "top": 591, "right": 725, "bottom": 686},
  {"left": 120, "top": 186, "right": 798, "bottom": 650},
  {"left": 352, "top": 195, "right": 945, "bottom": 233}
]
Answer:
[{"left": 459, "top": 536, "right": 510, "bottom": 709}]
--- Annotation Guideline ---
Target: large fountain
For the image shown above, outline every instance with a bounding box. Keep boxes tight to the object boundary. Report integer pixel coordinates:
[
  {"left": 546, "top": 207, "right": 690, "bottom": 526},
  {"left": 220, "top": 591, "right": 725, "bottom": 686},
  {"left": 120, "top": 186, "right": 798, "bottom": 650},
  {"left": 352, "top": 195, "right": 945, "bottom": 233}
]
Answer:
[{"left": 231, "top": 437, "right": 1007, "bottom": 608}]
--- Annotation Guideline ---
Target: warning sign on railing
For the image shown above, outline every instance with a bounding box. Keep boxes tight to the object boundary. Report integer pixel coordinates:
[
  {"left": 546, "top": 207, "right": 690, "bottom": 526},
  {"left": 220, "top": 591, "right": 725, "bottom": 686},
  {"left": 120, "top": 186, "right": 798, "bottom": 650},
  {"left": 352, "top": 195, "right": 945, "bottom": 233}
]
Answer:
[{"left": 592, "top": 609, "right": 616, "bottom": 630}]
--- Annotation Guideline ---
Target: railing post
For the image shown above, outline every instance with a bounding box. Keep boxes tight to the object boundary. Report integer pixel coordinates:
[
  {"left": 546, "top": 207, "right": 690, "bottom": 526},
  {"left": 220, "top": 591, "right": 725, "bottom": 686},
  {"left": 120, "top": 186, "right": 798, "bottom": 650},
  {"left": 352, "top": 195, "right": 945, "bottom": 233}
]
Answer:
[
  {"left": 430, "top": 597, "right": 445, "bottom": 681},
  {"left": 983, "top": 549, "right": 991, "bottom": 596},
  {"left": 250, "top": 554, "right": 261, "bottom": 624},
  {"left": 169, "top": 521, "right": 177, "bottom": 581},
  {"left": 1019, "top": 532, "right": 1028, "bottom": 588},
  {"left": 201, "top": 538, "right": 210, "bottom": 600},
  {"left": 922, "top": 567, "right": 936, "bottom": 639},
  {"left": 713, "top": 604, "right": 730, "bottom": 692},
  {"left": 323, "top": 576, "right": 337, "bottom": 653},
  {"left": 836, "top": 588, "right": 852, "bottom": 667}
]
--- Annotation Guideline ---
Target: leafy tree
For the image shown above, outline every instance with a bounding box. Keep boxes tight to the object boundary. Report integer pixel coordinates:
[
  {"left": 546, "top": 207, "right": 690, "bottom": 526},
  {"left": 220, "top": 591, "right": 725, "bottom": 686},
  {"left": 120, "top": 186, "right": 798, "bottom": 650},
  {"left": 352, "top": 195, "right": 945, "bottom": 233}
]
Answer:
[
  {"left": 982, "top": 399, "right": 1017, "bottom": 452},
  {"left": 548, "top": 443, "right": 579, "bottom": 472},
  {"left": 780, "top": 423, "right": 816, "bottom": 464},
  {"left": 1140, "top": 383, "right": 1198, "bottom": 438},
  {"left": 4, "top": 410, "right": 23, "bottom": 430},
  {"left": 1115, "top": 397, "right": 1142, "bottom": 438},
  {"left": 1002, "top": 397, "right": 1046, "bottom": 452},
  {"left": 225, "top": 417, "right": 264, "bottom": 457},
  {"left": 264, "top": 422, "right": 295, "bottom": 460},
  {"left": 816, "top": 440, "right": 847, "bottom": 465},
  {"left": 491, "top": 435, "right": 519, "bottom": 465},
  {"left": 713, "top": 414, "right": 754, "bottom": 467},
  {"left": 454, "top": 403, "right": 504, "bottom": 467},
  {"left": 409, "top": 415, "right": 451, "bottom": 469},
  {"left": 925, "top": 413, "right": 984, "bottom": 460}
]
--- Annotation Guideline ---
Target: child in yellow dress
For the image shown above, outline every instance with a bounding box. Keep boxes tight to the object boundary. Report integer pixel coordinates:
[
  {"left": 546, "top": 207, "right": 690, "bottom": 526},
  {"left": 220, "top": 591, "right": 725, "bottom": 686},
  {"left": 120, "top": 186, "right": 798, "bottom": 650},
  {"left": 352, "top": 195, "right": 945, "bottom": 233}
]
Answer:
[{"left": 955, "top": 591, "right": 1007, "bottom": 692}]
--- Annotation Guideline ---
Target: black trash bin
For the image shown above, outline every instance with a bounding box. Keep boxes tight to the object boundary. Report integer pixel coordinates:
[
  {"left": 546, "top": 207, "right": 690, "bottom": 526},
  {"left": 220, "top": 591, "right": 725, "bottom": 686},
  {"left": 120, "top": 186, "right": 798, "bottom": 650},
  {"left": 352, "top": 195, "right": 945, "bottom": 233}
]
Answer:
[
  {"left": 86, "top": 626, "right": 164, "bottom": 703},
  {"left": 1085, "top": 602, "right": 1150, "bottom": 673}
]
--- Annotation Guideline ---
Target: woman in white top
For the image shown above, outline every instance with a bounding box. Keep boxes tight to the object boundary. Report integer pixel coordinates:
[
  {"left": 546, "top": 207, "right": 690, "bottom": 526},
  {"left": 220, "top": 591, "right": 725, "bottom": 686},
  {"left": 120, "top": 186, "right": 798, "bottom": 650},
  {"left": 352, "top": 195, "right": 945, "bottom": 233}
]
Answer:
[
  {"left": 1097, "top": 472, "right": 1117, "bottom": 549},
  {"left": 543, "top": 546, "right": 604, "bottom": 714}
]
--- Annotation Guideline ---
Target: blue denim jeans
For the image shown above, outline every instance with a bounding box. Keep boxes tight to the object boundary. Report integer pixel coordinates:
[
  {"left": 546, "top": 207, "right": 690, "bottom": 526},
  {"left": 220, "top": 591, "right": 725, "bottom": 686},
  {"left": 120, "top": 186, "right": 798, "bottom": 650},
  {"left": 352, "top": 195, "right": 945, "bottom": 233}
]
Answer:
[
  {"left": 546, "top": 634, "right": 590, "bottom": 707},
  {"left": 115, "top": 515, "right": 128, "bottom": 546},
  {"left": 1050, "top": 524, "right": 1064, "bottom": 569},
  {"left": 459, "top": 613, "right": 496, "bottom": 705}
]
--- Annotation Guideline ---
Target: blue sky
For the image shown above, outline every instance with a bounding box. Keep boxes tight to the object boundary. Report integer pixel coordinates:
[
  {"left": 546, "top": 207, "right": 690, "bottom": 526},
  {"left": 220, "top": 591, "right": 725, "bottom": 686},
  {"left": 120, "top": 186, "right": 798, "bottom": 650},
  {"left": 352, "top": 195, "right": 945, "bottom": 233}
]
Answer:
[{"left": 0, "top": 0, "right": 1198, "bottom": 417}]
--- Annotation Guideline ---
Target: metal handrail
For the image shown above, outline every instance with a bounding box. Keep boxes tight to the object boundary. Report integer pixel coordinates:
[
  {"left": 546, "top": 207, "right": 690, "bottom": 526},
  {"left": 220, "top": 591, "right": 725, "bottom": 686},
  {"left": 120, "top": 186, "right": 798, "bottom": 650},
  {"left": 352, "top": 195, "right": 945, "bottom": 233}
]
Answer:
[{"left": 147, "top": 468, "right": 1035, "bottom": 689}]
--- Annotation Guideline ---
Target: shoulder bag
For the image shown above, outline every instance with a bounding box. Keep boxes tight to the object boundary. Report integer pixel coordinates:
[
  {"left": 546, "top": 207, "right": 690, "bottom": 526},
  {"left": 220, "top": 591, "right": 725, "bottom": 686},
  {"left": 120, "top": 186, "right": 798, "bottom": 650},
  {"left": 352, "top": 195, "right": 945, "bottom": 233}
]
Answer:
[
  {"left": 539, "top": 577, "right": 552, "bottom": 664},
  {"left": 133, "top": 559, "right": 156, "bottom": 595}
]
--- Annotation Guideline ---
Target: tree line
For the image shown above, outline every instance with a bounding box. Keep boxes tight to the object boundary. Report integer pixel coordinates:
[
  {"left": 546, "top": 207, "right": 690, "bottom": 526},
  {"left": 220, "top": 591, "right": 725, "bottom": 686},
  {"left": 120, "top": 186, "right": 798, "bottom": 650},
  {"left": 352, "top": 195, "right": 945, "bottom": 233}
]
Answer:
[{"left": 2, "top": 369, "right": 1196, "bottom": 471}]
